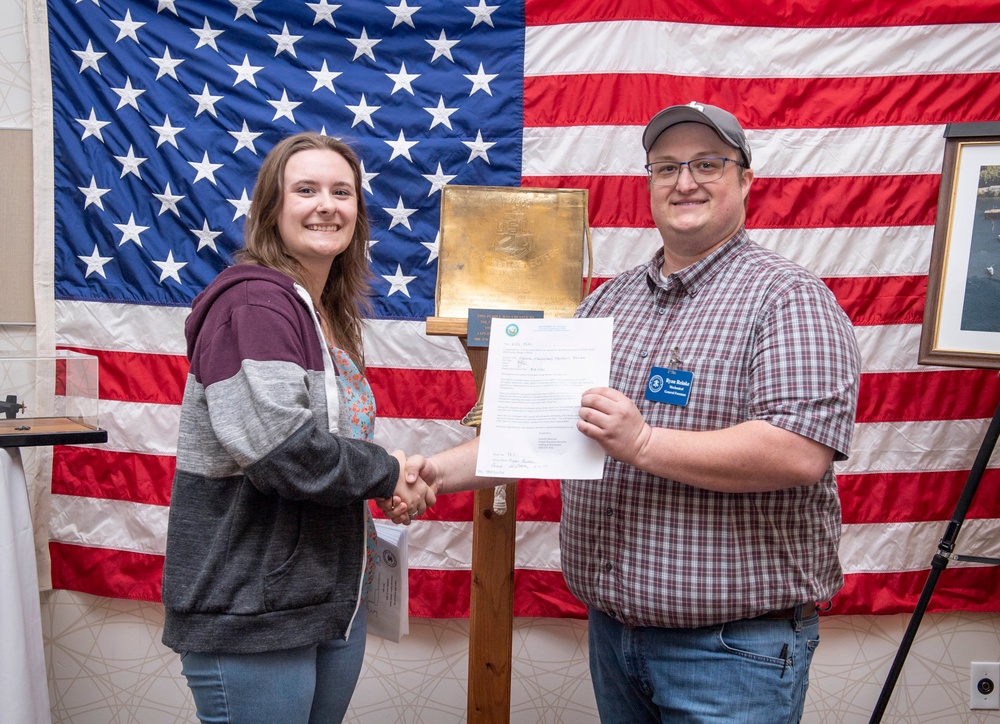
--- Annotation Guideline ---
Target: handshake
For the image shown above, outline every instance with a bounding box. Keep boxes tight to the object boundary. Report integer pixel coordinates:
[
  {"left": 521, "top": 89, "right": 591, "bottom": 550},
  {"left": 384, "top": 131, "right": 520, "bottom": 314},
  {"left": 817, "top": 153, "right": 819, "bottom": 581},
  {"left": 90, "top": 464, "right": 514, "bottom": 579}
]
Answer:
[{"left": 377, "top": 451, "right": 439, "bottom": 525}]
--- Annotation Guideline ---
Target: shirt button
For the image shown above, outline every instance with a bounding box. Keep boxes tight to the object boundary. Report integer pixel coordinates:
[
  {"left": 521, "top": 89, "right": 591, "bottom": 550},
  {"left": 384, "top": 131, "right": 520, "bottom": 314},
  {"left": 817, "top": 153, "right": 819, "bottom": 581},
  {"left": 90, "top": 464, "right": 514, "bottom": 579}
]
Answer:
[
  {"left": 658, "top": 308, "right": 666, "bottom": 315},
  {"left": 605, "top": 507, "right": 614, "bottom": 516},
  {"left": 604, "top": 562, "right": 613, "bottom": 572},
  {"left": 639, "top": 351, "right": 648, "bottom": 358}
]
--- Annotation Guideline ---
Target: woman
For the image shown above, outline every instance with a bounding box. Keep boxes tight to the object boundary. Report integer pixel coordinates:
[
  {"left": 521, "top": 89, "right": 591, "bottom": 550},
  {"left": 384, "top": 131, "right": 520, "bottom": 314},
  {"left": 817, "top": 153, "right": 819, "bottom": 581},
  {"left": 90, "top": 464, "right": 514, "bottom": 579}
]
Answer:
[{"left": 161, "top": 132, "right": 434, "bottom": 723}]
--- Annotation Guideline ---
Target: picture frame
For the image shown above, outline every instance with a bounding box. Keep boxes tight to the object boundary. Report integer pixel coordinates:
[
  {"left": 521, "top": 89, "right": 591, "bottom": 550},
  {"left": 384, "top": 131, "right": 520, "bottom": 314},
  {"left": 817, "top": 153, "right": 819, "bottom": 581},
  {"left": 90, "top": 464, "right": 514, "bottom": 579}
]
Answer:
[{"left": 919, "top": 122, "right": 1000, "bottom": 369}]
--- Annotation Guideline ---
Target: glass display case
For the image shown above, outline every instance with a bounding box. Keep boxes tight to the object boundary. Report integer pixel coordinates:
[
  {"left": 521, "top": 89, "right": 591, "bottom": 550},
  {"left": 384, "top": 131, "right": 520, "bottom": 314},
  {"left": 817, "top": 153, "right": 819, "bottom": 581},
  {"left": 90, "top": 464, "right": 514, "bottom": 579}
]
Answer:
[{"left": 0, "top": 351, "right": 108, "bottom": 447}]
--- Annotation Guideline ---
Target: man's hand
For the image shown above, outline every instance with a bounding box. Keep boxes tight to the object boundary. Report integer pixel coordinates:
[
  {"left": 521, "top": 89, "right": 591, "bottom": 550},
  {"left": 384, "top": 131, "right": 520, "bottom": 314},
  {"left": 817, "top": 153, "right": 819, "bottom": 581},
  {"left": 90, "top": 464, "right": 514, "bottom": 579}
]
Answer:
[
  {"left": 377, "top": 450, "right": 437, "bottom": 525},
  {"left": 577, "top": 386, "right": 652, "bottom": 467}
]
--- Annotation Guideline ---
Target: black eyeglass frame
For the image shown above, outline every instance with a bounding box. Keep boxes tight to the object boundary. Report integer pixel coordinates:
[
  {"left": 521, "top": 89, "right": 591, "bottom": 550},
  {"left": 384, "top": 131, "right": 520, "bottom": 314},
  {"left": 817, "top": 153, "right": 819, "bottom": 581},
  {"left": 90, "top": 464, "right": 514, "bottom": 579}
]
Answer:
[{"left": 643, "top": 157, "right": 747, "bottom": 186}]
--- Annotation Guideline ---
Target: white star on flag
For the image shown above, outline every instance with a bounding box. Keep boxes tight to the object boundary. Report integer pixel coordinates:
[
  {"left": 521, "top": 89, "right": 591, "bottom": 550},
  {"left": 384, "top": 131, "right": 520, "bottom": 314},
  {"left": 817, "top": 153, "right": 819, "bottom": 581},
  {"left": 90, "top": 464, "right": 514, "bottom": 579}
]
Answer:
[
  {"left": 78, "top": 177, "right": 111, "bottom": 210},
  {"left": 308, "top": 60, "right": 342, "bottom": 92},
  {"left": 73, "top": 41, "right": 105, "bottom": 73},
  {"left": 76, "top": 109, "right": 110, "bottom": 142},
  {"left": 346, "top": 94, "right": 379, "bottom": 127},
  {"left": 464, "top": 63, "right": 497, "bottom": 96},
  {"left": 421, "top": 233, "right": 440, "bottom": 264},
  {"left": 113, "top": 213, "right": 149, "bottom": 246},
  {"left": 307, "top": 0, "right": 342, "bottom": 26},
  {"left": 229, "top": 55, "right": 264, "bottom": 87},
  {"left": 190, "top": 84, "right": 223, "bottom": 117},
  {"left": 381, "top": 264, "right": 416, "bottom": 297},
  {"left": 387, "top": 62, "right": 420, "bottom": 94},
  {"left": 111, "top": 77, "right": 145, "bottom": 110},
  {"left": 151, "top": 115, "right": 185, "bottom": 148},
  {"left": 466, "top": 0, "right": 499, "bottom": 28},
  {"left": 228, "top": 189, "right": 253, "bottom": 220},
  {"left": 229, "top": 120, "right": 262, "bottom": 154},
  {"left": 347, "top": 28, "right": 381, "bottom": 61},
  {"left": 385, "top": 130, "right": 418, "bottom": 161},
  {"left": 78, "top": 245, "right": 114, "bottom": 279},
  {"left": 112, "top": 9, "right": 146, "bottom": 43},
  {"left": 153, "top": 250, "right": 187, "bottom": 284},
  {"left": 190, "top": 220, "right": 223, "bottom": 253},
  {"left": 191, "top": 19, "right": 224, "bottom": 51},
  {"left": 269, "top": 23, "right": 303, "bottom": 57},
  {"left": 150, "top": 48, "right": 184, "bottom": 80},
  {"left": 462, "top": 130, "right": 495, "bottom": 163},
  {"left": 359, "top": 160, "right": 378, "bottom": 193},
  {"left": 230, "top": 0, "right": 262, "bottom": 22},
  {"left": 114, "top": 145, "right": 147, "bottom": 178},
  {"left": 387, "top": 0, "right": 420, "bottom": 29},
  {"left": 153, "top": 183, "right": 185, "bottom": 216},
  {"left": 426, "top": 30, "right": 459, "bottom": 62},
  {"left": 421, "top": 163, "right": 456, "bottom": 195},
  {"left": 268, "top": 89, "right": 302, "bottom": 122},
  {"left": 383, "top": 197, "right": 418, "bottom": 229},
  {"left": 424, "top": 96, "right": 458, "bottom": 129},
  {"left": 189, "top": 152, "right": 223, "bottom": 184}
]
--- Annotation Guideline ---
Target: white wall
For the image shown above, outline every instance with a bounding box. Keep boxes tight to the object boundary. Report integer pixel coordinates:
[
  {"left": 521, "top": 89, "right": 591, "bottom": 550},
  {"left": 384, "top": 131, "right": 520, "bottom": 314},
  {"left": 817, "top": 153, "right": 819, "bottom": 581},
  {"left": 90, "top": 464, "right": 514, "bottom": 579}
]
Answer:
[{"left": 3, "top": 2, "right": 999, "bottom": 722}]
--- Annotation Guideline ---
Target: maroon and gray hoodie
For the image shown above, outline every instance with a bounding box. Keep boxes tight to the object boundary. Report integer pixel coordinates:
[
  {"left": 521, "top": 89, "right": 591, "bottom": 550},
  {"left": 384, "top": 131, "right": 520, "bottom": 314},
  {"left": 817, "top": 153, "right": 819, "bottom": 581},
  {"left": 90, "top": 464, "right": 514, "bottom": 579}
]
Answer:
[{"left": 161, "top": 264, "right": 398, "bottom": 655}]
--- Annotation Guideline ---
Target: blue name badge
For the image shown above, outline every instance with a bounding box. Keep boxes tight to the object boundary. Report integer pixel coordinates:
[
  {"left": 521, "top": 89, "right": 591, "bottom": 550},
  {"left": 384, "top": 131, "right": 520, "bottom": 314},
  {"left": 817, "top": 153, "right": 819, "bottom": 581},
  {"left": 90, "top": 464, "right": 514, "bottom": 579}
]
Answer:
[{"left": 645, "top": 366, "right": 693, "bottom": 406}]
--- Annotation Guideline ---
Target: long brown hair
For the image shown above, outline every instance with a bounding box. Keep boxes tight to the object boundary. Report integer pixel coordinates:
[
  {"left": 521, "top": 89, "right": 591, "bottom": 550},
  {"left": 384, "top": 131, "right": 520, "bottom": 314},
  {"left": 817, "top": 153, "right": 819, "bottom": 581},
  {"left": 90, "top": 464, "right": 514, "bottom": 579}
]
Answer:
[{"left": 238, "top": 132, "right": 373, "bottom": 370}]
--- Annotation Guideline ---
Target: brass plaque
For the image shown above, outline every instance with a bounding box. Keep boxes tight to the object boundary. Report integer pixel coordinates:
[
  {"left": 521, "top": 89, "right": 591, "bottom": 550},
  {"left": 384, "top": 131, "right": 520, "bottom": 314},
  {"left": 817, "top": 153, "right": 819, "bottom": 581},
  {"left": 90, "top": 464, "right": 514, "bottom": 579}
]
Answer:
[{"left": 433, "top": 185, "right": 588, "bottom": 326}]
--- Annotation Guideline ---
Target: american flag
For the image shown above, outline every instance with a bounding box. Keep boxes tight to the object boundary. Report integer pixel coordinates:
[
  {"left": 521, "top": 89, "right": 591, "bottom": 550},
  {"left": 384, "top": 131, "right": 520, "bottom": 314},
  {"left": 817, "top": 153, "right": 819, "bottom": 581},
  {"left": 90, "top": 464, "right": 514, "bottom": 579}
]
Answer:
[{"left": 37, "top": 0, "right": 1000, "bottom": 616}]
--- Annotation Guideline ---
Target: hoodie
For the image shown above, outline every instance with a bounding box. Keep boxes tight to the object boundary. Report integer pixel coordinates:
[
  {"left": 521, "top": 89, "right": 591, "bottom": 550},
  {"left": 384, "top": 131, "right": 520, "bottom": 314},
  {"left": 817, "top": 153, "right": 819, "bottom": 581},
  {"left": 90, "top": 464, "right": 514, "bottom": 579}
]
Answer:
[{"left": 161, "top": 264, "right": 398, "bottom": 654}]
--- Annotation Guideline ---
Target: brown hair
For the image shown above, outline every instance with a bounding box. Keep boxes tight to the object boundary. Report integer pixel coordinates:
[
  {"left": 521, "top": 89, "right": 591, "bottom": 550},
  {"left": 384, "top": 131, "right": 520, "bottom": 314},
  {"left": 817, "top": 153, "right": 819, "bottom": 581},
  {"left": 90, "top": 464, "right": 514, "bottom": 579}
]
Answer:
[{"left": 238, "top": 132, "right": 373, "bottom": 370}]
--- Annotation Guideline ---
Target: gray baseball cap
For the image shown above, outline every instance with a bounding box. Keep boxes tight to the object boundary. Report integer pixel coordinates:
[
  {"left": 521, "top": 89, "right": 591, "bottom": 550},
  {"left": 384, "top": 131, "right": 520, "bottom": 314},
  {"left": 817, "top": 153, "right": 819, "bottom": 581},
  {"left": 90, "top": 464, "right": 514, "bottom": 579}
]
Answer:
[{"left": 642, "top": 101, "right": 752, "bottom": 167}]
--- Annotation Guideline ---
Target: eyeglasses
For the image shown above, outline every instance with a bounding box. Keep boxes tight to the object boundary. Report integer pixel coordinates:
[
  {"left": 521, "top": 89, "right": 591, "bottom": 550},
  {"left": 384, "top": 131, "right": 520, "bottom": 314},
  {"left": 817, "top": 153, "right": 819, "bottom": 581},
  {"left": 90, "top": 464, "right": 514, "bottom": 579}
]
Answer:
[{"left": 644, "top": 157, "right": 746, "bottom": 186}]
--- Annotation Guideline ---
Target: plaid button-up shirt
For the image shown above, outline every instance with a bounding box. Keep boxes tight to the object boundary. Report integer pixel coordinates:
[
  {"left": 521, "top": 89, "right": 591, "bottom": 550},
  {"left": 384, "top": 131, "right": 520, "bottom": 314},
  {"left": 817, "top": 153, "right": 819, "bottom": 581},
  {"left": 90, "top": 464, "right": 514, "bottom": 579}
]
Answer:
[{"left": 560, "top": 229, "right": 861, "bottom": 629}]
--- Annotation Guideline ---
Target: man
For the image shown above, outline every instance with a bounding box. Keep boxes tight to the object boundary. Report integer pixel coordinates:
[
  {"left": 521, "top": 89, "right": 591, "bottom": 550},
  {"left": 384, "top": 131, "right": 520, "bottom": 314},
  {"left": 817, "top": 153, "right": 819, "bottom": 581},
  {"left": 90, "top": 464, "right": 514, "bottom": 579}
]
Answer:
[{"left": 401, "top": 102, "right": 861, "bottom": 723}]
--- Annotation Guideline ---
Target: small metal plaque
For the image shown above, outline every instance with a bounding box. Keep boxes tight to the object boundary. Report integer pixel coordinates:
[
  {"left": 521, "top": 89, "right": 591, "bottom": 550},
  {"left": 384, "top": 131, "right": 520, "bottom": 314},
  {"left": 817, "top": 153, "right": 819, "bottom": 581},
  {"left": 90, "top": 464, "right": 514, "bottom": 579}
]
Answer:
[{"left": 432, "top": 185, "right": 588, "bottom": 330}]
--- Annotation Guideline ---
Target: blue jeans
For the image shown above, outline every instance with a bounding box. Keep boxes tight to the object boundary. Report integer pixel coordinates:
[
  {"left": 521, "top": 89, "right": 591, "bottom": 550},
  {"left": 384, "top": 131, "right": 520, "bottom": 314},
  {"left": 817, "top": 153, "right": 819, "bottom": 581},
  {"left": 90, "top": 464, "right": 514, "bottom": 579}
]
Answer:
[
  {"left": 179, "top": 608, "right": 367, "bottom": 724},
  {"left": 588, "top": 605, "right": 819, "bottom": 723}
]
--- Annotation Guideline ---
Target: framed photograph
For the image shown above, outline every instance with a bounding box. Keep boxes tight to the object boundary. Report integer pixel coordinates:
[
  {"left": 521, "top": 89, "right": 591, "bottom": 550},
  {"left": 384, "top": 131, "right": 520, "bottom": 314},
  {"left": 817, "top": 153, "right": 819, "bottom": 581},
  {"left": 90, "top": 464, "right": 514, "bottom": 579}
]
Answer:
[{"left": 919, "top": 122, "right": 1000, "bottom": 369}]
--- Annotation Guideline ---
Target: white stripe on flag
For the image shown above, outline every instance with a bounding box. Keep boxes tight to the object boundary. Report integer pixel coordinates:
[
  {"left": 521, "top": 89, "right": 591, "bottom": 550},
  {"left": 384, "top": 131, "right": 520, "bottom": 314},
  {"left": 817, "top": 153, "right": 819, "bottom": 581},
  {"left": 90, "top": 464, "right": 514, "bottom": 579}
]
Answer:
[
  {"left": 525, "top": 21, "right": 1000, "bottom": 77},
  {"left": 590, "top": 225, "right": 933, "bottom": 280},
  {"left": 524, "top": 124, "right": 947, "bottom": 177}
]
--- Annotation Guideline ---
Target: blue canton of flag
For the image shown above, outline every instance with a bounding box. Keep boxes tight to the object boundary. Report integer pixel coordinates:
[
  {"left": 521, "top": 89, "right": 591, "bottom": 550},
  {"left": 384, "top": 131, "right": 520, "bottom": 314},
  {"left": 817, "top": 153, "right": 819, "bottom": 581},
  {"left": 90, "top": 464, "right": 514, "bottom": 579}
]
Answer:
[{"left": 50, "top": 0, "right": 525, "bottom": 320}]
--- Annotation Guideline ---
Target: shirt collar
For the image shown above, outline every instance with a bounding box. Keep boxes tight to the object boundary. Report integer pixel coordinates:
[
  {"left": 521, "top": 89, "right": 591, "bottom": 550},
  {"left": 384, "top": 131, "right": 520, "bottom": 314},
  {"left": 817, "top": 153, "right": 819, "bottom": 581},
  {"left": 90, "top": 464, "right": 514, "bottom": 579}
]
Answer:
[{"left": 646, "top": 227, "right": 750, "bottom": 295}]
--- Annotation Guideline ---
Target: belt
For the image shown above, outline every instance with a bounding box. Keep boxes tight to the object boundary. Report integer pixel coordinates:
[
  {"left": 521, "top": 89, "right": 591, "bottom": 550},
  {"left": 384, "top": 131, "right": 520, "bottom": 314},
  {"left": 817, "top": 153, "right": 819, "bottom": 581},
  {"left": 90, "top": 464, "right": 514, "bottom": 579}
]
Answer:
[{"left": 752, "top": 603, "right": 817, "bottom": 621}]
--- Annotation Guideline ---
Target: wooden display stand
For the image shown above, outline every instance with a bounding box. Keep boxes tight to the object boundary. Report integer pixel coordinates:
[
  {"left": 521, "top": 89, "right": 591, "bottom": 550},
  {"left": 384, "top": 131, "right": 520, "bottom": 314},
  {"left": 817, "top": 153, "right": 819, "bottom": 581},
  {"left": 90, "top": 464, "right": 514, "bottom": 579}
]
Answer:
[{"left": 428, "top": 185, "right": 590, "bottom": 722}]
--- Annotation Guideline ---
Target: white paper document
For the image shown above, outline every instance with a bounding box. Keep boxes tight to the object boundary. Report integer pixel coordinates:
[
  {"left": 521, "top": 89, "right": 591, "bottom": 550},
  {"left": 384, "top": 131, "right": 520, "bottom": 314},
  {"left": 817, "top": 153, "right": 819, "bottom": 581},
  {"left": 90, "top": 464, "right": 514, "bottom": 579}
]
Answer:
[
  {"left": 475, "top": 317, "right": 612, "bottom": 479},
  {"left": 365, "top": 521, "right": 409, "bottom": 642}
]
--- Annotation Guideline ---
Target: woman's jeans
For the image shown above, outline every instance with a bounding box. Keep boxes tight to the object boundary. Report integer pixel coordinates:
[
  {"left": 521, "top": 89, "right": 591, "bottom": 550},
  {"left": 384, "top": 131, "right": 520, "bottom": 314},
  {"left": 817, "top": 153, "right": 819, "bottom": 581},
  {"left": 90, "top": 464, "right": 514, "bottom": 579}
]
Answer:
[
  {"left": 179, "top": 608, "right": 367, "bottom": 724},
  {"left": 588, "top": 605, "right": 819, "bottom": 723}
]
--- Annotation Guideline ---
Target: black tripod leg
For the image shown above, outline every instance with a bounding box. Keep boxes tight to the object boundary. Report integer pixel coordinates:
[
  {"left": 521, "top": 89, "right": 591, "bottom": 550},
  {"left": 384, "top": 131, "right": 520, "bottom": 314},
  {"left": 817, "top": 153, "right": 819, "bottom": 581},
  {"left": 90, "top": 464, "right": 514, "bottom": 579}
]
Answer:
[{"left": 868, "top": 396, "right": 1000, "bottom": 724}]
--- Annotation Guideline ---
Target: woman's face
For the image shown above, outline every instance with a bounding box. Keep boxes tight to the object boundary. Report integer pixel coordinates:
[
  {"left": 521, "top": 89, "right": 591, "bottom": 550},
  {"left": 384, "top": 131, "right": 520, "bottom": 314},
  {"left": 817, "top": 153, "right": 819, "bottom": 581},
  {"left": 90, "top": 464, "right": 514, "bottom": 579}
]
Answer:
[{"left": 277, "top": 148, "right": 358, "bottom": 271}]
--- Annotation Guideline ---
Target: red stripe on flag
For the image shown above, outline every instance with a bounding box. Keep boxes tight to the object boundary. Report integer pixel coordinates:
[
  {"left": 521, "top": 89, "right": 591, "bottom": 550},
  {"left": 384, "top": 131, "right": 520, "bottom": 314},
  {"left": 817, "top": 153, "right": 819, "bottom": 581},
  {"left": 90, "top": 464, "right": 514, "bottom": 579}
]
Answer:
[
  {"left": 857, "top": 370, "right": 1000, "bottom": 423},
  {"left": 839, "top": 469, "right": 1000, "bottom": 525},
  {"left": 521, "top": 175, "right": 939, "bottom": 230},
  {"left": 52, "top": 447, "right": 175, "bottom": 506},
  {"left": 59, "top": 346, "right": 188, "bottom": 406},
  {"left": 824, "top": 275, "right": 926, "bottom": 327},
  {"left": 525, "top": 0, "right": 1000, "bottom": 28},
  {"left": 49, "top": 542, "right": 163, "bottom": 603},
  {"left": 526, "top": 73, "right": 1000, "bottom": 129},
  {"left": 367, "top": 367, "right": 477, "bottom": 420},
  {"left": 370, "top": 479, "right": 563, "bottom": 523},
  {"left": 589, "top": 274, "right": 927, "bottom": 328},
  {"left": 832, "top": 567, "right": 1000, "bottom": 615}
]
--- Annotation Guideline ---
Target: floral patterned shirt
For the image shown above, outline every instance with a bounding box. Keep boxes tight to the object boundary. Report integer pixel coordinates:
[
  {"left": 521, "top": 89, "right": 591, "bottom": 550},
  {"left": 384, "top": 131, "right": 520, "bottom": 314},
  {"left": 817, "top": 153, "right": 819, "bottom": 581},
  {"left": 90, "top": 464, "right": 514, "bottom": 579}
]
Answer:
[{"left": 330, "top": 346, "right": 379, "bottom": 590}]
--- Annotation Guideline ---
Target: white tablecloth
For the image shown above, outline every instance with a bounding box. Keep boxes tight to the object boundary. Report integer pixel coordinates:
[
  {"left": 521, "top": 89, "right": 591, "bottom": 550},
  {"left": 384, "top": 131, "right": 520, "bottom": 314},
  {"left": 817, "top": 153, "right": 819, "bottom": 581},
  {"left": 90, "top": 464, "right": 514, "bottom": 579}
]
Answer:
[{"left": 0, "top": 447, "right": 51, "bottom": 723}]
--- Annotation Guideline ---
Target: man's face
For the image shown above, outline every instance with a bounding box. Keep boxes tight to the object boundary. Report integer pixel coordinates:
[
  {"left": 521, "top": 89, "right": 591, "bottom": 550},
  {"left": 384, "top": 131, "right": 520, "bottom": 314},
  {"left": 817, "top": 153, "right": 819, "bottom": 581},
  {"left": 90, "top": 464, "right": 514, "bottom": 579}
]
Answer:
[{"left": 647, "top": 122, "right": 753, "bottom": 270}]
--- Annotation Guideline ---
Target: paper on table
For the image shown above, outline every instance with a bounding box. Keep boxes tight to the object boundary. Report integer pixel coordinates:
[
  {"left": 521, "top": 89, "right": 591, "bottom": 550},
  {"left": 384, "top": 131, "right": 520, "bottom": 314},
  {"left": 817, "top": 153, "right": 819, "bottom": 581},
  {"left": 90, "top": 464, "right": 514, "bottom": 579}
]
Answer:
[{"left": 475, "top": 317, "right": 612, "bottom": 479}]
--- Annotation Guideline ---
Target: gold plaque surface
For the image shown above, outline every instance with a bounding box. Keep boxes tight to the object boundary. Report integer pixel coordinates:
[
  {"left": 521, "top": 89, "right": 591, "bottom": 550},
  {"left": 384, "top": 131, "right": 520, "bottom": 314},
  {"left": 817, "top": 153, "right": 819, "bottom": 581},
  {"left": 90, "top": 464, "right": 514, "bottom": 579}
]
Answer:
[{"left": 433, "top": 185, "right": 589, "bottom": 324}]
